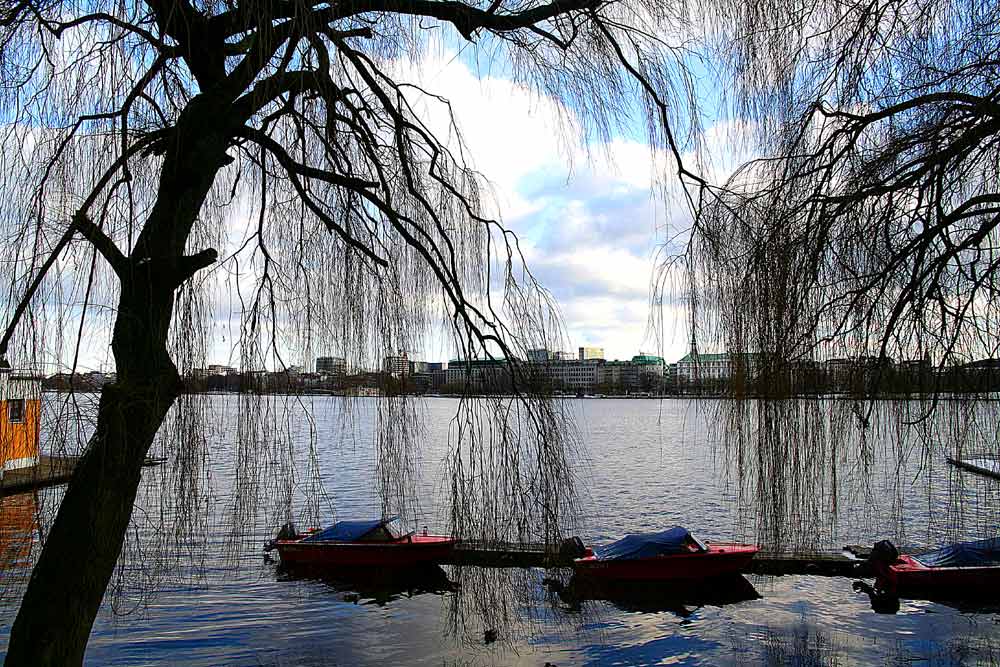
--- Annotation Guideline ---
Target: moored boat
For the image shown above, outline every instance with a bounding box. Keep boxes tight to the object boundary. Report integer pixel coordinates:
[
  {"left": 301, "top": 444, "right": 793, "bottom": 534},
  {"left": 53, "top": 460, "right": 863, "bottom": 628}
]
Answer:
[
  {"left": 868, "top": 538, "right": 1000, "bottom": 598},
  {"left": 573, "top": 526, "right": 759, "bottom": 581},
  {"left": 265, "top": 517, "right": 458, "bottom": 568}
]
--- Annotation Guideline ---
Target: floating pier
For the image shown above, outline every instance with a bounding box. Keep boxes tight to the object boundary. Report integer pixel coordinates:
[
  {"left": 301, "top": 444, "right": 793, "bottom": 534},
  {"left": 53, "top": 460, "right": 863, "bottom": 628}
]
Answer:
[
  {"left": 446, "top": 541, "right": 873, "bottom": 577},
  {"left": 0, "top": 454, "right": 163, "bottom": 497},
  {"left": 0, "top": 455, "right": 80, "bottom": 497}
]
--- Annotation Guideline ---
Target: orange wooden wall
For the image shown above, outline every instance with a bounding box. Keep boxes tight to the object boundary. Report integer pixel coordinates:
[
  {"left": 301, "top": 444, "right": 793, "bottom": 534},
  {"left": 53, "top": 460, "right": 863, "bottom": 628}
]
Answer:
[{"left": 0, "top": 398, "right": 40, "bottom": 469}]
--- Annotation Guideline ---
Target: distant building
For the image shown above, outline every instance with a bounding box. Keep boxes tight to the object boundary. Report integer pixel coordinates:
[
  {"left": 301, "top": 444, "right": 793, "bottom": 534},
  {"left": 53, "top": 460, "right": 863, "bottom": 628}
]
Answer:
[
  {"left": 665, "top": 363, "right": 677, "bottom": 388},
  {"left": 545, "top": 358, "right": 602, "bottom": 391},
  {"left": 84, "top": 371, "right": 108, "bottom": 387},
  {"left": 824, "top": 356, "right": 892, "bottom": 387},
  {"left": 578, "top": 347, "right": 605, "bottom": 361},
  {"left": 384, "top": 353, "right": 409, "bottom": 378},
  {"left": 553, "top": 351, "right": 575, "bottom": 361},
  {"left": 627, "top": 354, "right": 665, "bottom": 388},
  {"left": 430, "top": 367, "right": 448, "bottom": 389},
  {"left": 676, "top": 351, "right": 765, "bottom": 387},
  {"left": 959, "top": 359, "right": 1000, "bottom": 373},
  {"left": 824, "top": 358, "right": 853, "bottom": 383},
  {"left": 526, "top": 349, "right": 552, "bottom": 363},
  {"left": 316, "top": 356, "right": 346, "bottom": 376},
  {"left": 446, "top": 358, "right": 510, "bottom": 389},
  {"left": 207, "top": 364, "right": 238, "bottom": 376},
  {"left": 675, "top": 352, "right": 732, "bottom": 383}
]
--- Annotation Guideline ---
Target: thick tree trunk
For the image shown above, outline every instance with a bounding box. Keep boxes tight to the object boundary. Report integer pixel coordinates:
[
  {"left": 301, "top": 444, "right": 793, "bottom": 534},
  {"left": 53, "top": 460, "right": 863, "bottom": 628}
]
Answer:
[
  {"left": 5, "top": 94, "right": 232, "bottom": 666},
  {"left": 5, "top": 291, "right": 180, "bottom": 665}
]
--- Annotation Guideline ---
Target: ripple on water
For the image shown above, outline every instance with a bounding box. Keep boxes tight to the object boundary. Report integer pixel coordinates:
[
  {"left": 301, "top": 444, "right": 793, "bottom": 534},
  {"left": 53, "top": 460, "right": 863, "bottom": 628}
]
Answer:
[{"left": 3, "top": 396, "right": 1000, "bottom": 665}]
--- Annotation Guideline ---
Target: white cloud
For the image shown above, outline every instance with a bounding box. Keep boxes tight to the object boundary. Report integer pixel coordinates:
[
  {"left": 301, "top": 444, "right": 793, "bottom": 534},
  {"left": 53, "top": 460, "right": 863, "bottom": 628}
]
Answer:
[{"left": 384, "top": 46, "right": 730, "bottom": 362}]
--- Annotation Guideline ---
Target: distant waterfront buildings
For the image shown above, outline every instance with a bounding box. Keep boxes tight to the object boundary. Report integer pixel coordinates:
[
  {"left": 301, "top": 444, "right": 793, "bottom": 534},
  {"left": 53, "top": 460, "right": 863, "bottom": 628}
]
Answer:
[
  {"left": 37, "top": 346, "right": 1000, "bottom": 397},
  {"left": 443, "top": 352, "right": 666, "bottom": 394}
]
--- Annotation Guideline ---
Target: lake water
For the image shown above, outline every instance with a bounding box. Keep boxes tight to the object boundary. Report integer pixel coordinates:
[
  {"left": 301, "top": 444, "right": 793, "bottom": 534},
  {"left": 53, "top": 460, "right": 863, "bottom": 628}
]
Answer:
[{"left": 2, "top": 395, "right": 1000, "bottom": 665}]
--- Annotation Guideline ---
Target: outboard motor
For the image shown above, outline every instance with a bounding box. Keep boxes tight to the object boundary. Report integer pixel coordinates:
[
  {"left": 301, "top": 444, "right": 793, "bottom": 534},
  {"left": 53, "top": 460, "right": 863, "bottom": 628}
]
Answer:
[
  {"left": 869, "top": 540, "right": 899, "bottom": 563},
  {"left": 277, "top": 522, "right": 299, "bottom": 541},
  {"left": 867, "top": 540, "right": 899, "bottom": 580},
  {"left": 264, "top": 522, "right": 299, "bottom": 552},
  {"left": 559, "top": 536, "right": 587, "bottom": 560}
]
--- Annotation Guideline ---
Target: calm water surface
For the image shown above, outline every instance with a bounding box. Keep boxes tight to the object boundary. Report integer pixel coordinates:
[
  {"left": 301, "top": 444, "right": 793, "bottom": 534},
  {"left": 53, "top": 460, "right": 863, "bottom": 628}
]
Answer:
[{"left": 1, "top": 396, "right": 999, "bottom": 665}]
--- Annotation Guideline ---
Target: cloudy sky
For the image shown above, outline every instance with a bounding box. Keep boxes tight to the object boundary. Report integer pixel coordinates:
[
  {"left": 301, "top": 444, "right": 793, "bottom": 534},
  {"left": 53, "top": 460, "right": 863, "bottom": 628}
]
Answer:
[
  {"left": 389, "top": 45, "right": 712, "bottom": 366},
  {"left": 26, "top": 39, "right": 752, "bottom": 374}
]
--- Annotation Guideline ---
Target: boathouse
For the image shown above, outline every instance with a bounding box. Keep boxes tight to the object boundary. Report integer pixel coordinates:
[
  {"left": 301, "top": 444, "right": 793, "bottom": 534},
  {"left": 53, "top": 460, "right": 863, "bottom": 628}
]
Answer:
[{"left": 0, "top": 361, "right": 41, "bottom": 476}]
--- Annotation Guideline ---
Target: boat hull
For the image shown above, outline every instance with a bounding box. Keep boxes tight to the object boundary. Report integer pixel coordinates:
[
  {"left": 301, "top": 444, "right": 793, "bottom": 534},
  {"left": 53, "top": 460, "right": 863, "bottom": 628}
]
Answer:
[
  {"left": 574, "top": 543, "right": 758, "bottom": 581},
  {"left": 880, "top": 555, "right": 1000, "bottom": 598},
  {"left": 274, "top": 535, "right": 458, "bottom": 567}
]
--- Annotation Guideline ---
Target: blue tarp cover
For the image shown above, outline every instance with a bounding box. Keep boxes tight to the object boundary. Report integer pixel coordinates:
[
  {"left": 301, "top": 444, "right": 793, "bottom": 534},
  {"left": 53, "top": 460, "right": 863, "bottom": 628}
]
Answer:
[
  {"left": 594, "top": 526, "right": 705, "bottom": 561},
  {"left": 914, "top": 537, "right": 1000, "bottom": 568},
  {"left": 302, "top": 519, "right": 389, "bottom": 542}
]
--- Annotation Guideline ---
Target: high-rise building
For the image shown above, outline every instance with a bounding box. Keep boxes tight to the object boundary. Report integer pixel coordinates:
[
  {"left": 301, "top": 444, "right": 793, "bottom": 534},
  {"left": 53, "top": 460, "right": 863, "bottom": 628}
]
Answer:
[
  {"left": 316, "top": 356, "right": 346, "bottom": 376},
  {"left": 384, "top": 353, "right": 409, "bottom": 378},
  {"left": 579, "top": 346, "right": 605, "bottom": 360}
]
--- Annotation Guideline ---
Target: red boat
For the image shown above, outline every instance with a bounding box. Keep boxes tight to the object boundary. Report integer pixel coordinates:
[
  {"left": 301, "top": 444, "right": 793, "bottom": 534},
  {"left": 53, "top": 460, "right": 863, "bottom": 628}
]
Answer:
[
  {"left": 574, "top": 527, "right": 759, "bottom": 581},
  {"left": 265, "top": 517, "right": 458, "bottom": 568},
  {"left": 868, "top": 538, "right": 1000, "bottom": 598}
]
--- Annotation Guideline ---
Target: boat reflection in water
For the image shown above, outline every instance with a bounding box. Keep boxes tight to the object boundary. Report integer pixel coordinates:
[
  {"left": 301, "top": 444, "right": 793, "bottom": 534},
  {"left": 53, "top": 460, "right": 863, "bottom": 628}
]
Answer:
[
  {"left": 273, "top": 561, "right": 456, "bottom": 607},
  {"left": 551, "top": 572, "right": 760, "bottom": 617}
]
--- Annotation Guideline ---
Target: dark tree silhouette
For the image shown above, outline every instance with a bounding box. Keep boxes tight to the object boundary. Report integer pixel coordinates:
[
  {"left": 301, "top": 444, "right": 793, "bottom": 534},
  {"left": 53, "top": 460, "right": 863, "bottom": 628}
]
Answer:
[
  {"left": 0, "top": 0, "right": 701, "bottom": 662},
  {"left": 686, "top": 0, "right": 1000, "bottom": 386},
  {"left": 673, "top": 0, "right": 1000, "bottom": 550}
]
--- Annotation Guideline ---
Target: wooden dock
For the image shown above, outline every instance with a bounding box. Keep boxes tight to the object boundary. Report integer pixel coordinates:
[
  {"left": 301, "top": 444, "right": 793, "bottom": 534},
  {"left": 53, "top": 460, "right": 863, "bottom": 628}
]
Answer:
[
  {"left": 445, "top": 541, "right": 873, "bottom": 577},
  {"left": 0, "top": 455, "right": 164, "bottom": 497},
  {"left": 0, "top": 455, "right": 80, "bottom": 497}
]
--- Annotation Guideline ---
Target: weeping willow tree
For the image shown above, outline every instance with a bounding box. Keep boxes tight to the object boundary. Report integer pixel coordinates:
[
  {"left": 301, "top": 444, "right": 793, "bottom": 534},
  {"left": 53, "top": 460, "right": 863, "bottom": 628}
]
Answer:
[
  {"left": 680, "top": 0, "right": 1000, "bottom": 549},
  {"left": 0, "top": 0, "right": 704, "bottom": 662}
]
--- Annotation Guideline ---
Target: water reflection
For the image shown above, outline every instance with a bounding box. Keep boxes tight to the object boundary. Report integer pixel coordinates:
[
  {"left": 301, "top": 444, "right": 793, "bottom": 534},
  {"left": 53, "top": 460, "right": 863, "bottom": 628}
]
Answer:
[
  {"left": 0, "top": 492, "right": 37, "bottom": 572},
  {"left": 854, "top": 578, "right": 1000, "bottom": 616},
  {"left": 273, "top": 562, "right": 455, "bottom": 606},
  {"left": 553, "top": 573, "right": 761, "bottom": 618},
  {"left": 445, "top": 565, "right": 549, "bottom": 649}
]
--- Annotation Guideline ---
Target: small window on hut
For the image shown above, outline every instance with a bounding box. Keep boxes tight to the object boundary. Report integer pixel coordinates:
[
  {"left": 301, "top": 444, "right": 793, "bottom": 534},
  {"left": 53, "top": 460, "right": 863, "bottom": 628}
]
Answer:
[{"left": 8, "top": 399, "right": 25, "bottom": 423}]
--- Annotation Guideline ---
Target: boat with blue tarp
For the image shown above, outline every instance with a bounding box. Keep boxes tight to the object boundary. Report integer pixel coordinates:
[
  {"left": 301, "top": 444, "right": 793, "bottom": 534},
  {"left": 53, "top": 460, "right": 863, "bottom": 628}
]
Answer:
[
  {"left": 868, "top": 537, "right": 1000, "bottom": 598},
  {"left": 265, "top": 517, "right": 458, "bottom": 568},
  {"left": 573, "top": 526, "right": 758, "bottom": 581}
]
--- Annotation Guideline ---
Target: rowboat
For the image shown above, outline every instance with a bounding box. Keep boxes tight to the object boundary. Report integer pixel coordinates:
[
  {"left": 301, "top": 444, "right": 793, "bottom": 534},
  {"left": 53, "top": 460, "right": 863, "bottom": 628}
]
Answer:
[
  {"left": 265, "top": 517, "right": 458, "bottom": 568},
  {"left": 868, "top": 538, "right": 1000, "bottom": 598},
  {"left": 573, "top": 526, "right": 759, "bottom": 581}
]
